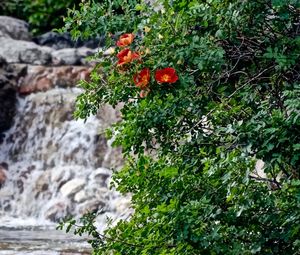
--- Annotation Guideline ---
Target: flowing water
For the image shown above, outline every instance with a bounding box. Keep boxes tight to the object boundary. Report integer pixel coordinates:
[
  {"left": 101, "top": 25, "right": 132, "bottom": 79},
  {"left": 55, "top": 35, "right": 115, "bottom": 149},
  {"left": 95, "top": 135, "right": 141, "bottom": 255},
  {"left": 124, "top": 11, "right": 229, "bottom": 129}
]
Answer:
[{"left": 0, "top": 88, "right": 131, "bottom": 254}]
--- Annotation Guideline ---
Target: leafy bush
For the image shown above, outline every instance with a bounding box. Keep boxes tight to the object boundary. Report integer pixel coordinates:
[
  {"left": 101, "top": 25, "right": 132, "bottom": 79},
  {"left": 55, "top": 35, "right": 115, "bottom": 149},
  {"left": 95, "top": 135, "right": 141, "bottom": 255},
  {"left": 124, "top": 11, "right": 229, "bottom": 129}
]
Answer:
[
  {"left": 59, "top": 0, "right": 300, "bottom": 254},
  {"left": 62, "top": 0, "right": 141, "bottom": 40},
  {"left": 0, "top": 0, "right": 80, "bottom": 34}
]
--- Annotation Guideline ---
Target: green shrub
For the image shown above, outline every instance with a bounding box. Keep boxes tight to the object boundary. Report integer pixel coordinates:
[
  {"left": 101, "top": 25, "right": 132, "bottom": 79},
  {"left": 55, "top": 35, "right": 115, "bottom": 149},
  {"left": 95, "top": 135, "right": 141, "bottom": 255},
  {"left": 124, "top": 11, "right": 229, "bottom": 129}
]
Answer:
[
  {"left": 59, "top": 0, "right": 300, "bottom": 254},
  {"left": 0, "top": 0, "right": 81, "bottom": 34}
]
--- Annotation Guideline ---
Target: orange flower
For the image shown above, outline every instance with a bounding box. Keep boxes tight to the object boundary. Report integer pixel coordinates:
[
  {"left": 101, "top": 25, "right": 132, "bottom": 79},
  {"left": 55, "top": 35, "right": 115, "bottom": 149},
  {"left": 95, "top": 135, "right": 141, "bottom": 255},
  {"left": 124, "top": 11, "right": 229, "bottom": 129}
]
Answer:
[
  {"left": 133, "top": 68, "right": 150, "bottom": 89},
  {"left": 116, "top": 33, "right": 134, "bottom": 47},
  {"left": 155, "top": 67, "right": 178, "bottom": 83},
  {"left": 117, "top": 48, "right": 139, "bottom": 66}
]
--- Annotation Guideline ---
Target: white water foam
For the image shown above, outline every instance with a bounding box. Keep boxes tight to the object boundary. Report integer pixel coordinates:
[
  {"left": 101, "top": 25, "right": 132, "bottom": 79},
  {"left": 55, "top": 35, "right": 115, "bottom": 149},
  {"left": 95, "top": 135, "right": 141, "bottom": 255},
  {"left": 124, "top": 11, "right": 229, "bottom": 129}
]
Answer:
[{"left": 0, "top": 88, "right": 132, "bottom": 249}]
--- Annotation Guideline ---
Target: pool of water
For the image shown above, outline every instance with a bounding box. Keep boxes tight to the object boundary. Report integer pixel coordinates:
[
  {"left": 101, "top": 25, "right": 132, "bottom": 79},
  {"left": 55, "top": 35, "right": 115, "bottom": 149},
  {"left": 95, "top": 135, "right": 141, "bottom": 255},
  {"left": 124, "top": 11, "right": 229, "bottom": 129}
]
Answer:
[{"left": 0, "top": 219, "right": 91, "bottom": 255}]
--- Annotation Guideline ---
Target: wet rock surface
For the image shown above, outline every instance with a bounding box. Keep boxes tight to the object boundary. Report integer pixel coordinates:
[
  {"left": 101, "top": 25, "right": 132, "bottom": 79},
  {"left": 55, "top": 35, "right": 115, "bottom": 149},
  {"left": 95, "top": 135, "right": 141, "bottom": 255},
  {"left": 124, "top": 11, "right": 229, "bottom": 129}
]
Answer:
[
  {"left": 0, "top": 167, "right": 7, "bottom": 188},
  {"left": 60, "top": 179, "right": 86, "bottom": 198}
]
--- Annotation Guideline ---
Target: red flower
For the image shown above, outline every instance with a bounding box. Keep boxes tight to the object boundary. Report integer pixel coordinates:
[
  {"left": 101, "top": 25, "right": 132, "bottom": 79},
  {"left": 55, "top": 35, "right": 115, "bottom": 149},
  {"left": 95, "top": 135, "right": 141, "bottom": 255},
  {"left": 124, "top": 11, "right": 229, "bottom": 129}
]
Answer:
[
  {"left": 155, "top": 67, "right": 178, "bottom": 83},
  {"left": 117, "top": 48, "right": 140, "bottom": 66},
  {"left": 134, "top": 68, "right": 150, "bottom": 89},
  {"left": 116, "top": 33, "right": 134, "bottom": 47}
]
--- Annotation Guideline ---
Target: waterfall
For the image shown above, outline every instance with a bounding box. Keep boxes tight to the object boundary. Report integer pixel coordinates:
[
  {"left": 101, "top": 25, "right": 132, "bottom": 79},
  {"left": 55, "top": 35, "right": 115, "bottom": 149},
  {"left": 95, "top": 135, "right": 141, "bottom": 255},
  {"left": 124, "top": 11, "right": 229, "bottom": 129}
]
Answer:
[{"left": 0, "top": 87, "right": 131, "bottom": 230}]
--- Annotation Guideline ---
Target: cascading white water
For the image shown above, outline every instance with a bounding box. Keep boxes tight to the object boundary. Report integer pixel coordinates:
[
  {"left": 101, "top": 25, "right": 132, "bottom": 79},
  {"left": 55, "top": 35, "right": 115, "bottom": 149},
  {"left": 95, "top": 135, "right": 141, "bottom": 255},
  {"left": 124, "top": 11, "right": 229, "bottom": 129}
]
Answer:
[{"left": 0, "top": 87, "right": 131, "bottom": 230}]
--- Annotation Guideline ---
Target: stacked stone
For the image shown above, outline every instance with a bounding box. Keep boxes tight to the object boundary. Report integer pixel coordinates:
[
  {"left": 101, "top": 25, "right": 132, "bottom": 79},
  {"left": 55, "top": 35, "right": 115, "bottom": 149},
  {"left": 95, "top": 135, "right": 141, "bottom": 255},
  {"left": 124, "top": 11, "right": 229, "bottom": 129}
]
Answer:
[{"left": 0, "top": 16, "right": 104, "bottom": 133}]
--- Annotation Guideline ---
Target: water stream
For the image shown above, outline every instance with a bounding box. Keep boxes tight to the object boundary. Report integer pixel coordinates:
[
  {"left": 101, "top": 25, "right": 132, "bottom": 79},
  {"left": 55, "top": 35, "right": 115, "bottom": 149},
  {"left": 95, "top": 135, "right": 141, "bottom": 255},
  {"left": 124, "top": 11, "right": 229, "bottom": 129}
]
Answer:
[{"left": 0, "top": 87, "right": 131, "bottom": 254}]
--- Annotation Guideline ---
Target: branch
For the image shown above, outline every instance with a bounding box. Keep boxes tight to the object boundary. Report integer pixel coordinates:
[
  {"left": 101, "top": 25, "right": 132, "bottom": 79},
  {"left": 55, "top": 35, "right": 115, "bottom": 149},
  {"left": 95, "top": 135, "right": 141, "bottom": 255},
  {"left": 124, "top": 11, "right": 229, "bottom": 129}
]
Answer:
[{"left": 249, "top": 174, "right": 282, "bottom": 189}]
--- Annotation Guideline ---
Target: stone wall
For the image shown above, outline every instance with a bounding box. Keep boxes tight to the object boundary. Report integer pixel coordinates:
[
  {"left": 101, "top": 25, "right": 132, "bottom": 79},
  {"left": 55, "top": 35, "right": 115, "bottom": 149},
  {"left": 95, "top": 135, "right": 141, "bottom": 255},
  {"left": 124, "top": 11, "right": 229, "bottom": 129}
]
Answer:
[{"left": 0, "top": 16, "right": 103, "bottom": 134}]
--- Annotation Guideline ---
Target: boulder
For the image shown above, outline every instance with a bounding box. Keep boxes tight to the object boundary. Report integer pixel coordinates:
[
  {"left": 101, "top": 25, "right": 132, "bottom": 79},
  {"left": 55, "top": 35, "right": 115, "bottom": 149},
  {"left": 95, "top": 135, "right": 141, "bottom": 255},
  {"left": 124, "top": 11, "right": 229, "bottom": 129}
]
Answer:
[
  {"left": 33, "top": 31, "right": 105, "bottom": 49},
  {"left": 51, "top": 47, "right": 96, "bottom": 66},
  {"left": 52, "top": 48, "right": 81, "bottom": 65},
  {"left": 0, "top": 167, "right": 7, "bottom": 188},
  {"left": 74, "top": 190, "right": 89, "bottom": 203},
  {"left": 19, "top": 65, "right": 91, "bottom": 94},
  {"left": 0, "top": 38, "right": 52, "bottom": 65},
  {"left": 114, "top": 197, "right": 132, "bottom": 215},
  {"left": 89, "top": 168, "right": 111, "bottom": 186},
  {"left": 93, "top": 187, "right": 110, "bottom": 200},
  {"left": 60, "top": 178, "right": 86, "bottom": 198},
  {"left": 44, "top": 202, "right": 70, "bottom": 222},
  {"left": 0, "top": 57, "right": 27, "bottom": 91},
  {"left": 0, "top": 16, "right": 31, "bottom": 41},
  {"left": 33, "top": 32, "right": 74, "bottom": 50},
  {"left": 35, "top": 171, "right": 50, "bottom": 193},
  {"left": 78, "top": 199, "right": 106, "bottom": 214}
]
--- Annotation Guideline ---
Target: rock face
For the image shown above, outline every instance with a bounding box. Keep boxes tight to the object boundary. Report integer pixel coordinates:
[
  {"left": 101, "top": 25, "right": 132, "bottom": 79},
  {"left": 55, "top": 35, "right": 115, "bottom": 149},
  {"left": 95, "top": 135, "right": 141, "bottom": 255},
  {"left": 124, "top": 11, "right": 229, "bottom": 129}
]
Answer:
[
  {"left": 44, "top": 201, "right": 70, "bottom": 221},
  {"left": 33, "top": 31, "right": 105, "bottom": 50},
  {"left": 60, "top": 179, "right": 86, "bottom": 198},
  {"left": 0, "top": 38, "right": 53, "bottom": 65},
  {"left": 0, "top": 16, "right": 31, "bottom": 41},
  {"left": 19, "top": 65, "right": 91, "bottom": 94},
  {"left": 52, "top": 47, "right": 96, "bottom": 66},
  {"left": 33, "top": 32, "right": 74, "bottom": 50}
]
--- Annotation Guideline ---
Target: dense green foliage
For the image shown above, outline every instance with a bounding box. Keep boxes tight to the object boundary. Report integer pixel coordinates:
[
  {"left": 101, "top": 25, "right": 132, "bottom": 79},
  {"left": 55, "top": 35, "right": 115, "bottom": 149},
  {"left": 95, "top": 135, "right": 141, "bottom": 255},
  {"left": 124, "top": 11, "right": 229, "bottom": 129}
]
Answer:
[
  {"left": 0, "top": 0, "right": 139, "bottom": 35},
  {"left": 0, "top": 0, "right": 80, "bottom": 34},
  {"left": 59, "top": 0, "right": 300, "bottom": 254},
  {"left": 62, "top": 0, "right": 141, "bottom": 39}
]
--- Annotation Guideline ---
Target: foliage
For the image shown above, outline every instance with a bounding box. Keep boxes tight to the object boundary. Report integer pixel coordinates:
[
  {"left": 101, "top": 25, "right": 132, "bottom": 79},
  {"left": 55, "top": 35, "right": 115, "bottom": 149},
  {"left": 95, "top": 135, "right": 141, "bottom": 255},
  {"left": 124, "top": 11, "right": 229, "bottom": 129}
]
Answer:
[
  {"left": 61, "top": 0, "right": 141, "bottom": 40},
  {"left": 0, "top": 0, "right": 80, "bottom": 34},
  {"left": 60, "top": 0, "right": 300, "bottom": 254}
]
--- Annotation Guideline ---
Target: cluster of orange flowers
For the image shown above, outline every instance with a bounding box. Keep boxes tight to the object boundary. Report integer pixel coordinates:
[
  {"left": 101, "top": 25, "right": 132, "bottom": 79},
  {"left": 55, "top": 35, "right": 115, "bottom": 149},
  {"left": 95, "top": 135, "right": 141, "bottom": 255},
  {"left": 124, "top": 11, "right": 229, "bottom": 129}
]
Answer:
[{"left": 116, "top": 33, "right": 179, "bottom": 98}]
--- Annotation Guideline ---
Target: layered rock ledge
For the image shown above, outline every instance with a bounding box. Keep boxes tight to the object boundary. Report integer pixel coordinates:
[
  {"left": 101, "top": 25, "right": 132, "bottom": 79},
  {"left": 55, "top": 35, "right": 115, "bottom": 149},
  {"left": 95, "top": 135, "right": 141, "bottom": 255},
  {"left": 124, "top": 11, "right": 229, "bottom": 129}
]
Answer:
[{"left": 0, "top": 16, "right": 98, "bottom": 133}]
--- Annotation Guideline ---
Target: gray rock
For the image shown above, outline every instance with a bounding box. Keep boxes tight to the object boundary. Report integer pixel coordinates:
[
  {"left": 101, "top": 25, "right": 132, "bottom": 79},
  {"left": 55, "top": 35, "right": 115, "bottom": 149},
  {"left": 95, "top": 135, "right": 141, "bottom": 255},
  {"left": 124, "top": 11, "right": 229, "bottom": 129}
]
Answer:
[
  {"left": 33, "top": 32, "right": 74, "bottom": 50},
  {"left": 78, "top": 199, "right": 106, "bottom": 214},
  {"left": 44, "top": 202, "right": 70, "bottom": 222},
  {"left": 74, "top": 190, "right": 89, "bottom": 203},
  {"left": 0, "top": 16, "right": 31, "bottom": 41},
  {"left": 60, "top": 178, "right": 85, "bottom": 197},
  {"left": 0, "top": 38, "right": 52, "bottom": 65},
  {"left": 35, "top": 171, "right": 50, "bottom": 193},
  {"left": 51, "top": 48, "right": 80, "bottom": 65},
  {"left": 33, "top": 31, "right": 105, "bottom": 49},
  {"left": 51, "top": 47, "right": 96, "bottom": 65},
  {"left": 77, "top": 47, "right": 96, "bottom": 65},
  {"left": 89, "top": 168, "right": 111, "bottom": 186}
]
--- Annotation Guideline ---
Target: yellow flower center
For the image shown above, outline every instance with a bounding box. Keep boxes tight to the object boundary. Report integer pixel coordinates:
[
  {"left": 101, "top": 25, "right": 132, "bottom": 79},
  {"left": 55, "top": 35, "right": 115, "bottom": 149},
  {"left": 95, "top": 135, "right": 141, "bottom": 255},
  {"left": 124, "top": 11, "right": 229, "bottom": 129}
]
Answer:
[
  {"left": 121, "top": 38, "right": 130, "bottom": 45},
  {"left": 162, "top": 74, "right": 170, "bottom": 82},
  {"left": 123, "top": 51, "right": 132, "bottom": 62}
]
